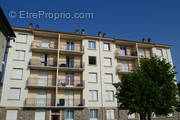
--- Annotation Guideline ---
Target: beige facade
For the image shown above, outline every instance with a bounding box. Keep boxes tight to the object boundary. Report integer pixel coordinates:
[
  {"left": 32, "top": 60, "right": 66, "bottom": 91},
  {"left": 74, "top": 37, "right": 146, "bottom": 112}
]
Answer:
[{"left": 0, "top": 26, "right": 177, "bottom": 120}]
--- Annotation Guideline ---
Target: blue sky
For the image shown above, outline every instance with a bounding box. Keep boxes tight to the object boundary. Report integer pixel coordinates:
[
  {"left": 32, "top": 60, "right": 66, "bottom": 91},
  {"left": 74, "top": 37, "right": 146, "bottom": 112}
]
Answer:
[{"left": 1, "top": 0, "right": 180, "bottom": 81}]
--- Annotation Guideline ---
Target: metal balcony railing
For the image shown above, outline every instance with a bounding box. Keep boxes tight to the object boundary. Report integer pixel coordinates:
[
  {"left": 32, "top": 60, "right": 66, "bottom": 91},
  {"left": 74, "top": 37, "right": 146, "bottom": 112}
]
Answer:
[
  {"left": 27, "top": 78, "right": 56, "bottom": 87},
  {"left": 116, "top": 50, "right": 138, "bottom": 57},
  {"left": 29, "top": 59, "right": 57, "bottom": 67},
  {"left": 117, "top": 66, "right": 136, "bottom": 73},
  {"left": 59, "top": 62, "right": 84, "bottom": 69},
  {"left": 25, "top": 98, "right": 56, "bottom": 107},
  {"left": 31, "top": 41, "right": 58, "bottom": 49},
  {"left": 59, "top": 46, "right": 84, "bottom": 53},
  {"left": 57, "top": 80, "right": 84, "bottom": 88},
  {"left": 25, "top": 98, "right": 85, "bottom": 107}
]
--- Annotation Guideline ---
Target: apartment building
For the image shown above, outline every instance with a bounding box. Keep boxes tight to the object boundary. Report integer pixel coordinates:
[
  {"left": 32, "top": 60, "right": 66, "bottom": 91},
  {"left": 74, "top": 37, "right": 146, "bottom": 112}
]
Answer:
[{"left": 0, "top": 24, "right": 177, "bottom": 120}]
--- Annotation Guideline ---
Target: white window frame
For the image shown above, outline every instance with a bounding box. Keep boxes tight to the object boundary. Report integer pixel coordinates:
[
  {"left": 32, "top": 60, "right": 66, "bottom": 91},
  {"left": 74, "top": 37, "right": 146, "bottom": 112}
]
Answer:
[
  {"left": 12, "top": 68, "right": 23, "bottom": 80},
  {"left": 6, "top": 110, "right": 18, "bottom": 120},
  {"left": 106, "top": 109, "right": 114, "bottom": 119},
  {"left": 104, "top": 73, "right": 113, "bottom": 83},
  {"left": 89, "top": 90, "right": 98, "bottom": 101},
  {"left": 106, "top": 90, "right": 114, "bottom": 101},
  {"left": 104, "top": 43, "right": 110, "bottom": 51},
  {"left": 88, "top": 73, "right": 97, "bottom": 83},
  {"left": 15, "top": 50, "right": 25, "bottom": 61},
  {"left": 88, "top": 41, "right": 96, "bottom": 49},
  {"left": 104, "top": 58, "right": 112, "bottom": 67},
  {"left": 16, "top": 34, "right": 27, "bottom": 43},
  {"left": 8, "top": 88, "right": 21, "bottom": 100}
]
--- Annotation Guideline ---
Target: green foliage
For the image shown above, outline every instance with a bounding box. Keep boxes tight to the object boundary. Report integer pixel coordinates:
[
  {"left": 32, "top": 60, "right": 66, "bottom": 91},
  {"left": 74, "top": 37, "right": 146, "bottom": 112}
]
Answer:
[{"left": 116, "top": 57, "right": 177, "bottom": 118}]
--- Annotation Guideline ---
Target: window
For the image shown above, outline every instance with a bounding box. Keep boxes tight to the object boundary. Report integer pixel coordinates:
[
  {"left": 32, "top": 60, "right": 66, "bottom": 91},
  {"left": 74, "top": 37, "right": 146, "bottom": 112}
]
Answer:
[
  {"left": 66, "top": 56, "right": 74, "bottom": 68},
  {"left": 104, "top": 73, "right": 113, "bottom": 83},
  {"left": 104, "top": 43, "right": 110, "bottom": 51},
  {"left": 89, "top": 56, "right": 96, "bottom": 65},
  {"left": 120, "top": 47, "right": 127, "bottom": 56},
  {"left": 90, "top": 109, "right": 98, "bottom": 120},
  {"left": 156, "top": 49, "right": 163, "bottom": 57},
  {"left": 139, "top": 49, "right": 145, "bottom": 58},
  {"left": 67, "top": 41, "right": 74, "bottom": 51},
  {"left": 88, "top": 41, "right": 96, "bottom": 49},
  {"left": 15, "top": 50, "right": 25, "bottom": 60},
  {"left": 35, "top": 110, "right": 46, "bottom": 120},
  {"left": 6, "top": 110, "right": 18, "bottom": 120},
  {"left": 40, "top": 54, "right": 49, "bottom": 66},
  {"left": 16, "top": 34, "right": 27, "bottom": 43},
  {"left": 104, "top": 58, "right": 112, "bottom": 66},
  {"left": 66, "top": 73, "right": 74, "bottom": 86},
  {"left": 128, "top": 113, "right": 136, "bottom": 119},
  {"left": 89, "top": 90, "right": 98, "bottom": 101},
  {"left": 8, "top": 88, "right": 21, "bottom": 100},
  {"left": 41, "top": 39, "right": 50, "bottom": 48},
  {"left": 106, "top": 109, "right": 114, "bottom": 119},
  {"left": 106, "top": 91, "right": 114, "bottom": 101},
  {"left": 12, "top": 68, "right": 23, "bottom": 79},
  {"left": 121, "top": 61, "right": 129, "bottom": 72},
  {"left": 65, "top": 110, "right": 74, "bottom": 120},
  {"left": 88, "top": 73, "right": 97, "bottom": 83}
]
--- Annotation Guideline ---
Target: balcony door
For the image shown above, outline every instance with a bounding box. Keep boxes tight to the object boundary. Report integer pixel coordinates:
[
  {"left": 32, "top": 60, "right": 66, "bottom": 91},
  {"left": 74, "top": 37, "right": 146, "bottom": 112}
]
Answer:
[
  {"left": 37, "top": 91, "right": 47, "bottom": 106},
  {"left": 66, "top": 56, "right": 74, "bottom": 68},
  {"left": 38, "top": 71, "right": 48, "bottom": 86},
  {"left": 41, "top": 39, "right": 50, "bottom": 48},
  {"left": 120, "top": 47, "right": 126, "bottom": 56},
  {"left": 65, "top": 73, "right": 74, "bottom": 87},
  {"left": 122, "top": 61, "right": 129, "bottom": 72},
  {"left": 67, "top": 41, "right": 74, "bottom": 51},
  {"left": 64, "top": 91, "right": 74, "bottom": 106},
  {"left": 40, "top": 54, "right": 49, "bottom": 66}
]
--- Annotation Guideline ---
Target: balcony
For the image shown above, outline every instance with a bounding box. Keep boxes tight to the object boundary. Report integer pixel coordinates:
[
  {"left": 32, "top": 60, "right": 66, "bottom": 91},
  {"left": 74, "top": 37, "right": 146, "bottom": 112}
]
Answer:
[
  {"left": 31, "top": 41, "right": 58, "bottom": 53},
  {"left": 25, "top": 98, "right": 55, "bottom": 107},
  {"left": 117, "top": 66, "right": 135, "bottom": 74},
  {"left": 57, "top": 80, "right": 84, "bottom": 89},
  {"left": 24, "top": 98, "right": 85, "bottom": 108},
  {"left": 27, "top": 78, "right": 56, "bottom": 88},
  {"left": 116, "top": 50, "right": 138, "bottom": 60},
  {"left": 59, "top": 46, "right": 84, "bottom": 55},
  {"left": 29, "top": 59, "right": 57, "bottom": 70},
  {"left": 58, "top": 62, "right": 84, "bottom": 72}
]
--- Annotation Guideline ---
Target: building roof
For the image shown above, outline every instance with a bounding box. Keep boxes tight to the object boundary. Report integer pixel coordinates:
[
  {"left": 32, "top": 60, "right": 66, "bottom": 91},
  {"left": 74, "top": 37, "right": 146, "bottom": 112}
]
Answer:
[
  {"left": 0, "top": 7, "right": 16, "bottom": 39},
  {"left": 12, "top": 26, "right": 171, "bottom": 48}
]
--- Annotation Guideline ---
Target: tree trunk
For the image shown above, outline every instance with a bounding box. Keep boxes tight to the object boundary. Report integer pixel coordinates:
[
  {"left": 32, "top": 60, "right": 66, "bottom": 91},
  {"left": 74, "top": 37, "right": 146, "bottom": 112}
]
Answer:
[
  {"left": 140, "top": 113, "right": 146, "bottom": 120},
  {"left": 148, "top": 113, "right": 151, "bottom": 120}
]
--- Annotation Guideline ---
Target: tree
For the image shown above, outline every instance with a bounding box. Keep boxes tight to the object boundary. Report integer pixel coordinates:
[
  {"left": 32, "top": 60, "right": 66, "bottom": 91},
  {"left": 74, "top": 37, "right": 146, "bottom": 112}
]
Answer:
[{"left": 116, "top": 57, "right": 177, "bottom": 120}]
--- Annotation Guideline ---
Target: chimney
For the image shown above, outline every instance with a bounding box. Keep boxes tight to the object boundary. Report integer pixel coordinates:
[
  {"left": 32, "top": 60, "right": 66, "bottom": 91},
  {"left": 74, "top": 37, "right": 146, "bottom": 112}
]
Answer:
[
  {"left": 81, "top": 29, "right": 85, "bottom": 35},
  {"left": 103, "top": 33, "right": 106, "bottom": 37},
  {"left": 142, "top": 38, "right": 146, "bottom": 43},
  {"left": 148, "top": 37, "right": 152, "bottom": 43},
  {"left": 98, "top": 32, "right": 102, "bottom": 37},
  {"left": 29, "top": 23, "right": 33, "bottom": 29},
  {"left": 75, "top": 29, "right": 79, "bottom": 34},
  {"left": 35, "top": 24, "right": 39, "bottom": 30}
]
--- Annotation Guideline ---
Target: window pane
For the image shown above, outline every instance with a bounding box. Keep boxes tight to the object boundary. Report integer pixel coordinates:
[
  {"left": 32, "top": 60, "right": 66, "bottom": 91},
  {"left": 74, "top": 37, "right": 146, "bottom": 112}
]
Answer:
[
  {"left": 12, "top": 69, "right": 23, "bottom": 79},
  {"left": 89, "top": 90, "right": 97, "bottom": 100},
  {"left": 104, "top": 58, "right": 111, "bottom": 66},
  {"left": 89, "top": 73, "right": 97, "bottom": 82},
  {"left": 139, "top": 49, "right": 145, "bottom": 57},
  {"left": 104, "top": 74, "right": 112, "bottom": 83},
  {"left": 88, "top": 41, "right": 96, "bottom": 49},
  {"left": 106, "top": 91, "right": 113, "bottom": 101},
  {"left": 17, "top": 34, "right": 27, "bottom": 43},
  {"left": 6, "top": 110, "right": 18, "bottom": 120},
  {"left": 8, "top": 88, "right": 20, "bottom": 99},
  {"left": 104, "top": 43, "right": 110, "bottom": 51},
  {"left": 156, "top": 49, "right": 163, "bottom": 57},
  {"left": 89, "top": 56, "right": 96, "bottom": 65}
]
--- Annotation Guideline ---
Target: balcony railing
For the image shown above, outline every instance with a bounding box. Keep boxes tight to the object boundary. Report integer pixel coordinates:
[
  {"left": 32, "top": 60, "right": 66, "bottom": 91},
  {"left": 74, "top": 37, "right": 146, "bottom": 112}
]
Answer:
[
  {"left": 25, "top": 98, "right": 55, "bottom": 107},
  {"left": 27, "top": 78, "right": 56, "bottom": 87},
  {"left": 31, "top": 41, "right": 58, "bottom": 50},
  {"left": 57, "top": 80, "right": 84, "bottom": 88},
  {"left": 59, "top": 62, "right": 84, "bottom": 70},
  {"left": 59, "top": 46, "right": 84, "bottom": 53},
  {"left": 116, "top": 50, "right": 138, "bottom": 59},
  {"left": 29, "top": 59, "right": 57, "bottom": 67},
  {"left": 117, "top": 66, "right": 136, "bottom": 73},
  {"left": 25, "top": 98, "right": 85, "bottom": 107}
]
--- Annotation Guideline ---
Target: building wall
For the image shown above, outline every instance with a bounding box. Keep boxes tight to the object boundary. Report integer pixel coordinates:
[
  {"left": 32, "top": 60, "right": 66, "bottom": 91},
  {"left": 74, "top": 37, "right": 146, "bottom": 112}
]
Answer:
[{"left": 0, "top": 31, "right": 7, "bottom": 72}]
